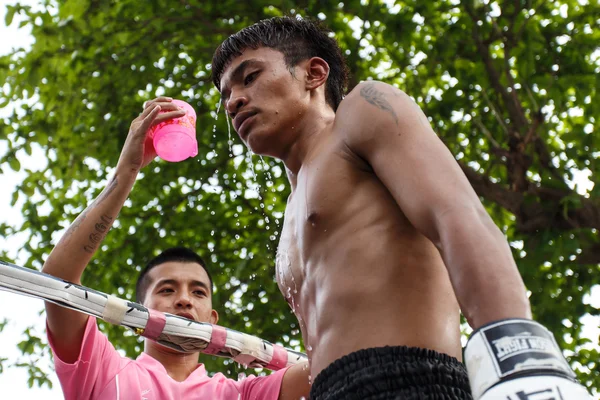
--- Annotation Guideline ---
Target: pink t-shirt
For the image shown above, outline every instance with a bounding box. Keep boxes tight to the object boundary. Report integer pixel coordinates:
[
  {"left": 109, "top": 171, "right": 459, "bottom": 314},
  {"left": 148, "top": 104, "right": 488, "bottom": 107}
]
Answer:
[{"left": 47, "top": 317, "right": 287, "bottom": 400}]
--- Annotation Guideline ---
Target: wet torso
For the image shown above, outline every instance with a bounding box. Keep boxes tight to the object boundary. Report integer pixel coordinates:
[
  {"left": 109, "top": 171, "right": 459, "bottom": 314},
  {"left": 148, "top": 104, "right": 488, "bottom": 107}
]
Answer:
[{"left": 276, "top": 124, "right": 462, "bottom": 378}]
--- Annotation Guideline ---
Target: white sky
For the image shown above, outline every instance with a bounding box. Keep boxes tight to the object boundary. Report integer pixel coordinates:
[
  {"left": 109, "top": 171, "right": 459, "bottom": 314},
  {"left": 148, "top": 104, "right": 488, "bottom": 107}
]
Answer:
[
  {"left": 0, "top": 1, "right": 598, "bottom": 398},
  {"left": 0, "top": 1, "right": 62, "bottom": 396}
]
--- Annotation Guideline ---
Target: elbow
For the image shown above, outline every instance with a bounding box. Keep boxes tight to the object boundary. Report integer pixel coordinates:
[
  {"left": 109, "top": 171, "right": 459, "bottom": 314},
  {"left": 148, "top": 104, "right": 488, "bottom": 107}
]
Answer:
[
  {"left": 432, "top": 205, "right": 486, "bottom": 246},
  {"left": 436, "top": 203, "right": 504, "bottom": 239}
]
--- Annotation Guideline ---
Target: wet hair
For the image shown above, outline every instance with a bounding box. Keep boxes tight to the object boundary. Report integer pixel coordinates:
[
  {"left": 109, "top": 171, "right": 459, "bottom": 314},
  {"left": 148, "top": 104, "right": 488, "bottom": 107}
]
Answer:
[
  {"left": 135, "top": 247, "right": 213, "bottom": 304},
  {"left": 211, "top": 16, "right": 349, "bottom": 111}
]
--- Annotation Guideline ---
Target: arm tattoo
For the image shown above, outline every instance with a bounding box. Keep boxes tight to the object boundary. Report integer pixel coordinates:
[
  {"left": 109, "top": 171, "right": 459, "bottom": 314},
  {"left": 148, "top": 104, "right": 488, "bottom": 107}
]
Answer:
[
  {"left": 82, "top": 179, "right": 118, "bottom": 253},
  {"left": 80, "top": 177, "right": 118, "bottom": 253},
  {"left": 360, "top": 83, "right": 399, "bottom": 125},
  {"left": 57, "top": 177, "right": 119, "bottom": 253},
  {"left": 83, "top": 214, "right": 114, "bottom": 253}
]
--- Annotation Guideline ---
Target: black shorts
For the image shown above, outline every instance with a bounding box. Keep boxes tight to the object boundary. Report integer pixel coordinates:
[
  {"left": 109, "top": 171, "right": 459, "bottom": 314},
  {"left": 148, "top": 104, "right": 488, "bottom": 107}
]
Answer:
[{"left": 309, "top": 346, "right": 473, "bottom": 400}]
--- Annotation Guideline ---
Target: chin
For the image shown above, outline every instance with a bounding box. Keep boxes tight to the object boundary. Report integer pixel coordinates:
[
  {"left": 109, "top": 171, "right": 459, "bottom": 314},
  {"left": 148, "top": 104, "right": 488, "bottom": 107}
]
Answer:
[{"left": 246, "top": 131, "right": 283, "bottom": 159}]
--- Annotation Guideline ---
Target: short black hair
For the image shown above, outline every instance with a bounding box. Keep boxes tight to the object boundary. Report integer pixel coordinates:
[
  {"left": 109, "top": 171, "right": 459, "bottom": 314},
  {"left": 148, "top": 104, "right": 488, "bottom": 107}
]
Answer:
[
  {"left": 135, "top": 247, "right": 213, "bottom": 304},
  {"left": 212, "top": 16, "right": 349, "bottom": 111}
]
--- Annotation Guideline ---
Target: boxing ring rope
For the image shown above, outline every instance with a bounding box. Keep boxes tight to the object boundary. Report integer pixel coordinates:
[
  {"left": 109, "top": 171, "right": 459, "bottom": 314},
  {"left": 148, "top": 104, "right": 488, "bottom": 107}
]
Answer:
[{"left": 0, "top": 260, "right": 307, "bottom": 370}]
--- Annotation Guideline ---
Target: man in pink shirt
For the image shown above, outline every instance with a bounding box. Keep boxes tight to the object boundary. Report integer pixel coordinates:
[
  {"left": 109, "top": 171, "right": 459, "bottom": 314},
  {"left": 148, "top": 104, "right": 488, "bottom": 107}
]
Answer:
[{"left": 41, "top": 98, "right": 310, "bottom": 400}]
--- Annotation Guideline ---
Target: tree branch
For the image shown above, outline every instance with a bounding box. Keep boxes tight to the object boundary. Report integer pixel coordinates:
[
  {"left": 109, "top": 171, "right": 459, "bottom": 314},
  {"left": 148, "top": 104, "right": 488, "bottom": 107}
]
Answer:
[
  {"left": 463, "top": 1, "right": 529, "bottom": 132},
  {"left": 480, "top": 88, "right": 510, "bottom": 135},
  {"left": 458, "top": 161, "right": 523, "bottom": 212},
  {"left": 458, "top": 162, "right": 600, "bottom": 233},
  {"left": 473, "top": 116, "right": 502, "bottom": 149}
]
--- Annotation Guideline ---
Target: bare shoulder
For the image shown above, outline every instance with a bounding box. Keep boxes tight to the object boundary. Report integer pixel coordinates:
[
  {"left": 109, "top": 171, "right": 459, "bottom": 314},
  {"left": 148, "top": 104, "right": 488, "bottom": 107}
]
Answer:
[
  {"left": 341, "top": 80, "right": 408, "bottom": 122},
  {"left": 335, "top": 80, "right": 432, "bottom": 152}
]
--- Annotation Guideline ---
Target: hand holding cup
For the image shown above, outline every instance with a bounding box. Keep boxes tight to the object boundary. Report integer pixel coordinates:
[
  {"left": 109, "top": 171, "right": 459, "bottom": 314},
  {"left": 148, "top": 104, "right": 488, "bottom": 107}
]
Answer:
[
  {"left": 148, "top": 99, "right": 198, "bottom": 162},
  {"left": 117, "top": 97, "right": 188, "bottom": 174}
]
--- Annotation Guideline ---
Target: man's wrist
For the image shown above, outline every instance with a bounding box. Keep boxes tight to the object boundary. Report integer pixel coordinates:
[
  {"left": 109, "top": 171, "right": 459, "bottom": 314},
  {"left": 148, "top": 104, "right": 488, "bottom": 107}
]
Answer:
[{"left": 114, "top": 165, "right": 140, "bottom": 185}]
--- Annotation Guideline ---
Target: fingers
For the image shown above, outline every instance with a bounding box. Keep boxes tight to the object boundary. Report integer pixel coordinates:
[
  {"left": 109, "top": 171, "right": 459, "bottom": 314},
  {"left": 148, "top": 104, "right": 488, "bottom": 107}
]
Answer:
[
  {"left": 138, "top": 98, "right": 183, "bottom": 120},
  {"left": 139, "top": 107, "right": 187, "bottom": 133},
  {"left": 135, "top": 97, "right": 186, "bottom": 134},
  {"left": 143, "top": 97, "right": 181, "bottom": 113},
  {"left": 143, "top": 97, "right": 171, "bottom": 109},
  {"left": 152, "top": 110, "right": 186, "bottom": 124},
  {"left": 137, "top": 105, "right": 162, "bottom": 133}
]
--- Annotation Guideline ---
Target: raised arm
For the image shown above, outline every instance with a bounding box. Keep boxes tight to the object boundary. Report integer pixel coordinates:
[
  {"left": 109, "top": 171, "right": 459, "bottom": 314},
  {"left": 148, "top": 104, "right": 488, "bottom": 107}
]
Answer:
[
  {"left": 42, "top": 98, "right": 185, "bottom": 362},
  {"left": 338, "top": 81, "right": 531, "bottom": 329}
]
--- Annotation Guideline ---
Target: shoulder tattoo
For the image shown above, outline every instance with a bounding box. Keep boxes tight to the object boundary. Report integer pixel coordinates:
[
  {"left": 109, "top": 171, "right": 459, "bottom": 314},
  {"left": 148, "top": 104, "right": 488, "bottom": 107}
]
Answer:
[{"left": 359, "top": 82, "right": 399, "bottom": 125}]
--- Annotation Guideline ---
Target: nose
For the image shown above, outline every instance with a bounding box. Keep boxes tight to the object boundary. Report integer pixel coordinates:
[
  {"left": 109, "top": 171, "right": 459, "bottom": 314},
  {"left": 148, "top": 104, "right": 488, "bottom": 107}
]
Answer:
[
  {"left": 175, "top": 293, "right": 192, "bottom": 309},
  {"left": 225, "top": 91, "right": 248, "bottom": 119}
]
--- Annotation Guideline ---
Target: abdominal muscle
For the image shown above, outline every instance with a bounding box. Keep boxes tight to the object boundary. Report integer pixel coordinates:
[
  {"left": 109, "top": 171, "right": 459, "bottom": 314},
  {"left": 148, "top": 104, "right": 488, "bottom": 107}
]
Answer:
[{"left": 277, "top": 210, "right": 463, "bottom": 379}]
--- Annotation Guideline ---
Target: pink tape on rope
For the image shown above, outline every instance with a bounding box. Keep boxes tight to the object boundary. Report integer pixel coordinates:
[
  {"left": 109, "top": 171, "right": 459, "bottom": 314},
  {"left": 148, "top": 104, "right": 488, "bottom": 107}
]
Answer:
[
  {"left": 267, "top": 343, "right": 288, "bottom": 370},
  {"left": 142, "top": 309, "right": 167, "bottom": 340},
  {"left": 204, "top": 324, "right": 227, "bottom": 355}
]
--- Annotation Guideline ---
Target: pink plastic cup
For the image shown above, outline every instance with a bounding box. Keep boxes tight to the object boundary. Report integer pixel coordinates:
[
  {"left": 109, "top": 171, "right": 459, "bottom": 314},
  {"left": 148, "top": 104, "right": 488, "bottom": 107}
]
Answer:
[{"left": 150, "top": 99, "right": 198, "bottom": 162}]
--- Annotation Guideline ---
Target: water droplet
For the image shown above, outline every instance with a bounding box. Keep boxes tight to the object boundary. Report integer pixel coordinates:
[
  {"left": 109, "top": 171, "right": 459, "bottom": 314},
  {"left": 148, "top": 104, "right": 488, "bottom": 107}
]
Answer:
[{"left": 225, "top": 109, "right": 233, "bottom": 154}]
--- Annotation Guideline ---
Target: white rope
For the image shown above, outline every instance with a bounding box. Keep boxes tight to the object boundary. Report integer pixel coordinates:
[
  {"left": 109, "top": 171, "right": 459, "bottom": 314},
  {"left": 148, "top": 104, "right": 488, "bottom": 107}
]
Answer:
[
  {"left": 0, "top": 260, "right": 307, "bottom": 370},
  {"left": 233, "top": 333, "right": 263, "bottom": 366},
  {"left": 102, "top": 295, "right": 129, "bottom": 325}
]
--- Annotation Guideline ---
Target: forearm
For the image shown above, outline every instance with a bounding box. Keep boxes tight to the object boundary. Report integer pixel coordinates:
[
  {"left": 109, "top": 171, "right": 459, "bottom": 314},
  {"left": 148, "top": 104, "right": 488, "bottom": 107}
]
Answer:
[
  {"left": 278, "top": 361, "right": 311, "bottom": 400},
  {"left": 438, "top": 207, "right": 531, "bottom": 329},
  {"left": 41, "top": 170, "right": 137, "bottom": 283}
]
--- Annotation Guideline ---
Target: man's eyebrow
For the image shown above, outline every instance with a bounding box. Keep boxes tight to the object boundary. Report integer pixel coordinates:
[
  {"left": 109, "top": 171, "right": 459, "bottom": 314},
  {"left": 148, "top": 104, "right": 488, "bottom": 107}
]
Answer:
[
  {"left": 155, "top": 279, "right": 177, "bottom": 287},
  {"left": 154, "top": 278, "right": 210, "bottom": 292},
  {"left": 190, "top": 280, "right": 210, "bottom": 292},
  {"left": 220, "top": 59, "right": 263, "bottom": 98}
]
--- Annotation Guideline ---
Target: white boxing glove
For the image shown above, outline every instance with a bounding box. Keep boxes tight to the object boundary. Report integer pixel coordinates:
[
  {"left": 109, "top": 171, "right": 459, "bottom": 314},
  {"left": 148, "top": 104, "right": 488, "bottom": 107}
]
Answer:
[{"left": 464, "top": 319, "right": 592, "bottom": 399}]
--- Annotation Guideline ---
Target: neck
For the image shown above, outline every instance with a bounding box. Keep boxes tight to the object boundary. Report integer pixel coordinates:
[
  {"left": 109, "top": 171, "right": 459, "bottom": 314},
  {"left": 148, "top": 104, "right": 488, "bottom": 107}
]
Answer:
[
  {"left": 282, "top": 105, "right": 335, "bottom": 187},
  {"left": 144, "top": 341, "right": 200, "bottom": 382}
]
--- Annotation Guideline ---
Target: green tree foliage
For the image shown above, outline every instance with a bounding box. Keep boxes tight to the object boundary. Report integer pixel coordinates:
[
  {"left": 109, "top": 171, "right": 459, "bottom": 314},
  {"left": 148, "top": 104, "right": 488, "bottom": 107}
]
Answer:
[{"left": 1, "top": 0, "right": 598, "bottom": 392}]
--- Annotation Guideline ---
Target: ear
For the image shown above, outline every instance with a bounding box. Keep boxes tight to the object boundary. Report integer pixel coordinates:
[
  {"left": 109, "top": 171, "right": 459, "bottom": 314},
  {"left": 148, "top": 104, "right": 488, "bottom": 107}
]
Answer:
[
  {"left": 210, "top": 309, "right": 219, "bottom": 325},
  {"left": 304, "top": 57, "right": 330, "bottom": 91}
]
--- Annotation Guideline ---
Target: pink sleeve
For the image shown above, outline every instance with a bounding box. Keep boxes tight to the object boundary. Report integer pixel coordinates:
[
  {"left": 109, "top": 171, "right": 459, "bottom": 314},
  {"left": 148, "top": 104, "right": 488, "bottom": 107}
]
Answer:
[
  {"left": 241, "top": 367, "right": 289, "bottom": 400},
  {"left": 47, "top": 316, "right": 125, "bottom": 400}
]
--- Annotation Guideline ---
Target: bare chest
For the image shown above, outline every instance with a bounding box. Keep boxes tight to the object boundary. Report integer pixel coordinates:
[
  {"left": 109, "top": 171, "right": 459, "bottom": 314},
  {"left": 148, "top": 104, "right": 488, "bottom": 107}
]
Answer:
[{"left": 275, "top": 148, "right": 373, "bottom": 299}]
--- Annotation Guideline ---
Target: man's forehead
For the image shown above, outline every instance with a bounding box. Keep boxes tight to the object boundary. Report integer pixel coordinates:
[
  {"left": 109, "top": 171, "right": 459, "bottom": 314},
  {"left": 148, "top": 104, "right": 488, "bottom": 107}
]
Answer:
[
  {"left": 219, "top": 47, "right": 285, "bottom": 89},
  {"left": 148, "top": 261, "right": 209, "bottom": 284}
]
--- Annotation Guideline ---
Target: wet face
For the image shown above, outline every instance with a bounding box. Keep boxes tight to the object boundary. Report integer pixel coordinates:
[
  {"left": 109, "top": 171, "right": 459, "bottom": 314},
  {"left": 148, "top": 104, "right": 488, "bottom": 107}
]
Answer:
[
  {"left": 143, "top": 262, "right": 218, "bottom": 325},
  {"left": 219, "top": 47, "right": 309, "bottom": 157}
]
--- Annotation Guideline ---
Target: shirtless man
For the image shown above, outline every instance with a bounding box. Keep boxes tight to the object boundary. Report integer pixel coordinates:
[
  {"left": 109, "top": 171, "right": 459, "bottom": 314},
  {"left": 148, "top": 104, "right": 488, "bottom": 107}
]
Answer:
[
  {"left": 211, "top": 16, "right": 592, "bottom": 399},
  {"left": 41, "top": 99, "right": 310, "bottom": 399}
]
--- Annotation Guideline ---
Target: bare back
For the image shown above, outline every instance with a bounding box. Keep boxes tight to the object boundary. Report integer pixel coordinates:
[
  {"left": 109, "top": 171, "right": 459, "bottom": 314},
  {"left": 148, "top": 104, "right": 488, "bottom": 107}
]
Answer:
[{"left": 277, "top": 121, "right": 462, "bottom": 378}]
